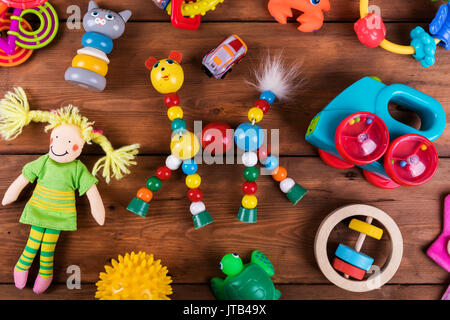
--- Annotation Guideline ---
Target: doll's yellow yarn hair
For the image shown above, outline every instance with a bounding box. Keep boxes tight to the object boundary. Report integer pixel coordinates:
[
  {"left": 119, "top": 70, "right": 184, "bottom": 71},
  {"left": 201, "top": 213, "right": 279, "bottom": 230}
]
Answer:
[{"left": 0, "top": 87, "right": 140, "bottom": 183}]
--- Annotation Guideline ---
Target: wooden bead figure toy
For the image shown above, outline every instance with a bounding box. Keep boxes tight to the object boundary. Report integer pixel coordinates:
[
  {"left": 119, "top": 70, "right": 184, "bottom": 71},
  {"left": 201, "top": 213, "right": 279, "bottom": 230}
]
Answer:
[
  {"left": 427, "top": 195, "right": 450, "bottom": 300},
  {"left": 267, "top": 0, "right": 331, "bottom": 32},
  {"left": 355, "top": 0, "right": 450, "bottom": 67},
  {"left": 65, "top": 1, "right": 132, "bottom": 92},
  {"left": 152, "top": 0, "right": 224, "bottom": 30},
  {"left": 127, "top": 51, "right": 214, "bottom": 230},
  {"left": 315, "top": 204, "right": 403, "bottom": 292},
  {"left": 0, "top": 88, "right": 139, "bottom": 294},
  {"left": 233, "top": 54, "right": 307, "bottom": 223},
  {"left": 0, "top": 0, "right": 59, "bottom": 67}
]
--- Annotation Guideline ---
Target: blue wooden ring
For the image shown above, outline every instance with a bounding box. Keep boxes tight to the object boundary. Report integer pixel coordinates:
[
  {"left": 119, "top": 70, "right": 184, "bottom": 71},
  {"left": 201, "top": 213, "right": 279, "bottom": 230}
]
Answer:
[
  {"left": 82, "top": 32, "right": 113, "bottom": 54},
  {"left": 335, "top": 244, "right": 374, "bottom": 271}
]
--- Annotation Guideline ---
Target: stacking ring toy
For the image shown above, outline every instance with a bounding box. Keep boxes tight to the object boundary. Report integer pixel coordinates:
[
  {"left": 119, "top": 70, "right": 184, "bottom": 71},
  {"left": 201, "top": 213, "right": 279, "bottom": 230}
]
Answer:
[
  {"left": 355, "top": 0, "right": 448, "bottom": 67},
  {"left": 153, "top": 0, "right": 224, "bottom": 30},
  {"left": 1, "top": 0, "right": 48, "bottom": 9},
  {"left": 315, "top": 204, "right": 403, "bottom": 292},
  {"left": 0, "top": 12, "right": 33, "bottom": 66}
]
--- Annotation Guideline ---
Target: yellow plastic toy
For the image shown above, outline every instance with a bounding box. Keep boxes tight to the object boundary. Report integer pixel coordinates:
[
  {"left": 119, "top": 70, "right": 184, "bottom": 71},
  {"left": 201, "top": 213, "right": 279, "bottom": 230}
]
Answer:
[
  {"left": 149, "top": 55, "right": 185, "bottom": 94},
  {"left": 95, "top": 251, "right": 173, "bottom": 300},
  {"left": 355, "top": 0, "right": 443, "bottom": 67},
  {"left": 153, "top": 0, "right": 224, "bottom": 30}
]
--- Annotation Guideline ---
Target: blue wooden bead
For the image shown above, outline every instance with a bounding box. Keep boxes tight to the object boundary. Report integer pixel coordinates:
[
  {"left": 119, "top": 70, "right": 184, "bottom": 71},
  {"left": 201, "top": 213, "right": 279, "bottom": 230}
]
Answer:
[
  {"left": 335, "top": 244, "right": 374, "bottom": 271},
  {"left": 82, "top": 32, "right": 113, "bottom": 54},
  {"left": 182, "top": 159, "right": 198, "bottom": 175},
  {"left": 263, "top": 155, "right": 278, "bottom": 170},
  {"left": 234, "top": 122, "right": 264, "bottom": 152},
  {"left": 259, "top": 90, "right": 276, "bottom": 104},
  {"left": 171, "top": 118, "right": 187, "bottom": 132}
]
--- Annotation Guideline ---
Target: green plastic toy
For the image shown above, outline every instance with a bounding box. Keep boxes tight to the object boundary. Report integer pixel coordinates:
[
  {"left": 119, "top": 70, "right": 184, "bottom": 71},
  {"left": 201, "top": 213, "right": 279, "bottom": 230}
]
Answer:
[{"left": 211, "top": 251, "right": 281, "bottom": 300}]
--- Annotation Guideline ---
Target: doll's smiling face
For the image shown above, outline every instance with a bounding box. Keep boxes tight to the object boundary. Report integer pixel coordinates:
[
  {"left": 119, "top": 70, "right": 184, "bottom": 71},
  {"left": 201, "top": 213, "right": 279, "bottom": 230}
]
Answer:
[{"left": 49, "top": 124, "right": 85, "bottom": 163}]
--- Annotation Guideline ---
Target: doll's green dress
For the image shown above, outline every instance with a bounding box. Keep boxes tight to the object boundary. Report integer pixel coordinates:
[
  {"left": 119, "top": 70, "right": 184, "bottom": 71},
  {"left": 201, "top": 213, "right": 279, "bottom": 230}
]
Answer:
[{"left": 19, "top": 154, "right": 98, "bottom": 231}]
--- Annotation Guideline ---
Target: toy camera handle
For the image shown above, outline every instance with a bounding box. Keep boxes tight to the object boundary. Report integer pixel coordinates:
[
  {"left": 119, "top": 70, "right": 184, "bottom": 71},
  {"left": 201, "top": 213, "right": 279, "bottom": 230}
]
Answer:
[
  {"left": 375, "top": 84, "right": 446, "bottom": 142},
  {"left": 171, "top": 0, "right": 201, "bottom": 30}
]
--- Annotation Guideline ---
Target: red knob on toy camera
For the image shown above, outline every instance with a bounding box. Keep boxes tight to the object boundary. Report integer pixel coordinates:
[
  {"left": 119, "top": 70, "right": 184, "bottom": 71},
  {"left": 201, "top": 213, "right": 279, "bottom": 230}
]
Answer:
[
  {"left": 335, "top": 112, "right": 389, "bottom": 165},
  {"left": 384, "top": 134, "right": 438, "bottom": 187}
]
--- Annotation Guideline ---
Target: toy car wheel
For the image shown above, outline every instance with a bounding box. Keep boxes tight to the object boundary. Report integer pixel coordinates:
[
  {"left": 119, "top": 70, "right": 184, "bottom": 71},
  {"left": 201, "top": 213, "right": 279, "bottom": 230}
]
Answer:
[
  {"left": 363, "top": 170, "right": 400, "bottom": 189},
  {"left": 335, "top": 112, "right": 389, "bottom": 165},
  {"left": 384, "top": 134, "right": 438, "bottom": 186},
  {"left": 318, "top": 149, "right": 355, "bottom": 169},
  {"left": 202, "top": 64, "right": 213, "bottom": 78}
]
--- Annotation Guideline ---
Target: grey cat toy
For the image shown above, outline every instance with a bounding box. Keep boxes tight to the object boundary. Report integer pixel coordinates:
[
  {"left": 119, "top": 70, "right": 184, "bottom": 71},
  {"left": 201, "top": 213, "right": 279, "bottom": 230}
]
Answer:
[{"left": 65, "top": 1, "right": 132, "bottom": 92}]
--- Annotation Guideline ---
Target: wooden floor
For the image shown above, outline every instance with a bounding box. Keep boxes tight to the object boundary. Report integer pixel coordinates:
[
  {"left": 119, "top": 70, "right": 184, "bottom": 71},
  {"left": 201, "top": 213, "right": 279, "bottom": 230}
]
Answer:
[{"left": 0, "top": 0, "right": 449, "bottom": 300}]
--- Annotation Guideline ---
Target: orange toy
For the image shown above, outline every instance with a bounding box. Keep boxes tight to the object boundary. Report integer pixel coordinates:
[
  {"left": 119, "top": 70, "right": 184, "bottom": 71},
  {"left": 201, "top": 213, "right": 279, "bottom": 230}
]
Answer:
[{"left": 268, "top": 0, "right": 330, "bottom": 32}]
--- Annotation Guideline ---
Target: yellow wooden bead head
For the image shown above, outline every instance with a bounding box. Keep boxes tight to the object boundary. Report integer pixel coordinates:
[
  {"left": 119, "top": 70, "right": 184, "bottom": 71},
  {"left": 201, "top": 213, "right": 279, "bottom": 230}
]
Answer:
[{"left": 145, "top": 51, "right": 184, "bottom": 94}]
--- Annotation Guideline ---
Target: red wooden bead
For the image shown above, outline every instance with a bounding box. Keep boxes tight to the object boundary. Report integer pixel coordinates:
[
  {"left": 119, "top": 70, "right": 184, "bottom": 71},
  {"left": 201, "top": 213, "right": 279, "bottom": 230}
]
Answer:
[
  {"left": 258, "top": 146, "right": 269, "bottom": 161},
  {"left": 156, "top": 166, "right": 172, "bottom": 181},
  {"left": 332, "top": 257, "right": 366, "bottom": 280},
  {"left": 254, "top": 99, "right": 270, "bottom": 114},
  {"left": 242, "top": 181, "right": 257, "bottom": 195},
  {"left": 188, "top": 188, "right": 203, "bottom": 202},
  {"left": 164, "top": 93, "right": 180, "bottom": 108}
]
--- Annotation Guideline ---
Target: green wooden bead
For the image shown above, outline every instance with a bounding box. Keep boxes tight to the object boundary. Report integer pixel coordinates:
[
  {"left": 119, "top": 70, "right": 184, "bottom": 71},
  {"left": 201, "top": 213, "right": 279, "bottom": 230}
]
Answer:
[
  {"left": 146, "top": 176, "right": 162, "bottom": 191},
  {"left": 243, "top": 166, "right": 259, "bottom": 181}
]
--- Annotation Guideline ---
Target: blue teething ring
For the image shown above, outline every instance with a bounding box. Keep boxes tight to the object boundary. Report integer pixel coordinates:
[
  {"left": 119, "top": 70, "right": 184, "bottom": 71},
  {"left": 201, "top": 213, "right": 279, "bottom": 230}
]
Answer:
[{"left": 335, "top": 244, "right": 374, "bottom": 271}]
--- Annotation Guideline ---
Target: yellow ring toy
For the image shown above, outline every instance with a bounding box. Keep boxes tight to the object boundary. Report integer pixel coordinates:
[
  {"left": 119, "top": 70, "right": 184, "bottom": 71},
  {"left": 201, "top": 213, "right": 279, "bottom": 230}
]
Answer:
[
  {"left": 356, "top": 0, "right": 447, "bottom": 67},
  {"left": 71, "top": 54, "right": 108, "bottom": 77}
]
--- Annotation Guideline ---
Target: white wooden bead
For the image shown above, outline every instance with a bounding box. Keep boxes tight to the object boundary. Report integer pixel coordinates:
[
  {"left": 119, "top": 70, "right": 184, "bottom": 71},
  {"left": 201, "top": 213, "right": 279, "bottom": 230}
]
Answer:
[
  {"left": 166, "top": 155, "right": 182, "bottom": 170},
  {"left": 280, "top": 178, "right": 295, "bottom": 193},
  {"left": 242, "top": 151, "right": 258, "bottom": 167},
  {"left": 190, "top": 201, "right": 206, "bottom": 215}
]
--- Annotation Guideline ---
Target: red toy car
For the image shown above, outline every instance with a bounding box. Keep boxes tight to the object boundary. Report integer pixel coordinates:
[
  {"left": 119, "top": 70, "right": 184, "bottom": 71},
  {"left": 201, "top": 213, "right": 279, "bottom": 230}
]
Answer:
[{"left": 202, "top": 34, "right": 247, "bottom": 79}]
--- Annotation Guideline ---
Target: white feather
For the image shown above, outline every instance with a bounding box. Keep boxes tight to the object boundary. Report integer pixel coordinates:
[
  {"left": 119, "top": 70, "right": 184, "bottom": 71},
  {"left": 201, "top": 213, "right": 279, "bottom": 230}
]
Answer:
[{"left": 247, "top": 52, "right": 305, "bottom": 102}]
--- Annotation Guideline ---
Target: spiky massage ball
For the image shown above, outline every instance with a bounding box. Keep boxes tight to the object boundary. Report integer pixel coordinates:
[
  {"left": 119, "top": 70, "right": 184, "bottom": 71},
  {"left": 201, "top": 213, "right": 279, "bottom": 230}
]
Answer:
[{"left": 95, "top": 251, "right": 173, "bottom": 300}]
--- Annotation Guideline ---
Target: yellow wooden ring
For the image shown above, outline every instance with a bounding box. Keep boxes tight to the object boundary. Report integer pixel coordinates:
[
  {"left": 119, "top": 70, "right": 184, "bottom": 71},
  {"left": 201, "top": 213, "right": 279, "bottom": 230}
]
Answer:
[
  {"left": 314, "top": 204, "right": 403, "bottom": 292},
  {"left": 72, "top": 54, "right": 108, "bottom": 77},
  {"left": 360, "top": 0, "right": 439, "bottom": 55},
  {"left": 349, "top": 218, "right": 383, "bottom": 240}
]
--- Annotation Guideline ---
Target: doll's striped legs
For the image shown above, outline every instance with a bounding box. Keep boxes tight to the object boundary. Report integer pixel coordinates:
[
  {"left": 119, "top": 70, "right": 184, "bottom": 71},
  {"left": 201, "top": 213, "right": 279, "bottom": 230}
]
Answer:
[
  {"left": 15, "top": 226, "right": 60, "bottom": 278},
  {"left": 38, "top": 229, "right": 60, "bottom": 279}
]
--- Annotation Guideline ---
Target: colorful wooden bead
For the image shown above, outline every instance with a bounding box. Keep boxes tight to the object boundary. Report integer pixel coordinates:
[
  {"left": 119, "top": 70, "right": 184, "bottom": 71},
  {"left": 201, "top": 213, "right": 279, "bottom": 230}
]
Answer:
[
  {"left": 164, "top": 93, "right": 180, "bottom": 108},
  {"left": 156, "top": 166, "right": 172, "bottom": 181},
  {"left": 243, "top": 166, "right": 259, "bottom": 182},
  {"left": 201, "top": 121, "right": 233, "bottom": 156},
  {"left": 280, "top": 177, "right": 295, "bottom": 193},
  {"left": 182, "top": 159, "right": 198, "bottom": 175},
  {"left": 72, "top": 54, "right": 109, "bottom": 76},
  {"left": 65, "top": 67, "right": 107, "bottom": 92},
  {"left": 272, "top": 166, "right": 287, "bottom": 182},
  {"left": 190, "top": 201, "right": 206, "bottom": 215},
  {"left": 136, "top": 187, "right": 153, "bottom": 203},
  {"left": 335, "top": 244, "right": 374, "bottom": 271},
  {"left": 170, "top": 131, "right": 200, "bottom": 160},
  {"left": 186, "top": 173, "right": 201, "bottom": 189},
  {"left": 171, "top": 118, "right": 187, "bottom": 132},
  {"left": 242, "top": 195, "right": 258, "bottom": 209},
  {"left": 242, "top": 181, "right": 257, "bottom": 195},
  {"left": 188, "top": 188, "right": 203, "bottom": 202},
  {"left": 77, "top": 47, "right": 110, "bottom": 64},
  {"left": 349, "top": 219, "right": 384, "bottom": 240},
  {"left": 234, "top": 122, "right": 264, "bottom": 151},
  {"left": 167, "top": 106, "right": 183, "bottom": 121},
  {"left": 260, "top": 90, "right": 275, "bottom": 104},
  {"left": 254, "top": 99, "right": 270, "bottom": 114},
  {"left": 332, "top": 258, "right": 366, "bottom": 280},
  {"left": 146, "top": 176, "right": 162, "bottom": 192},
  {"left": 263, "top": 155, "right": 278, "bottom": 170},
  {"left": 242, "top": 151, "right": 258, "bottom": 167},
  {"left": 248, "top": 107, "right": 264, "bottom": 123},
  {"left": 166, "top": 154, "right": 182, "bottom": 170},
  {"left": 257, "top": 146, "right": 269, "bottom": 161},
  {"left": 81, "top": 32, "right": 113, "bottom": 54}
]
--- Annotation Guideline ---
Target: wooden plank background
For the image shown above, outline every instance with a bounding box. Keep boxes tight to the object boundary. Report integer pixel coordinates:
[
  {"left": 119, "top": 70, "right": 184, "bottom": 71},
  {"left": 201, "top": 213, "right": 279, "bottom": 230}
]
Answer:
[{"left": 0, "top": 0, "right": 449, "bottom": 299}]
